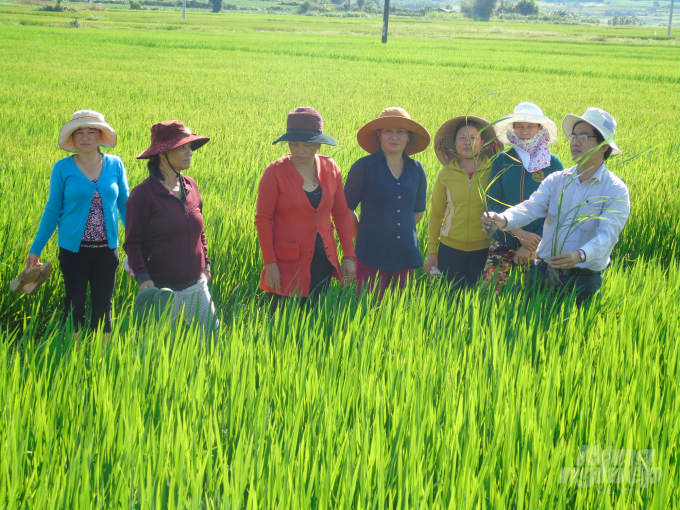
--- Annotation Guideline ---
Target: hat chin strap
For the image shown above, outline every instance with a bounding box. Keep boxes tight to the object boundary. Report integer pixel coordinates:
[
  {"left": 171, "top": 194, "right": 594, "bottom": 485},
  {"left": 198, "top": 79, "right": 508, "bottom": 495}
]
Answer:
[{"left": 163, "top": 154, "right": 187, "bottom": 203}]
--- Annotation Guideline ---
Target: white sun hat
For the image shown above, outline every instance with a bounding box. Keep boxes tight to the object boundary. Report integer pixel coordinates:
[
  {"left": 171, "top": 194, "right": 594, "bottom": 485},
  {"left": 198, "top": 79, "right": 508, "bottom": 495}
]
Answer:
[
  {"left": 494, "top": 102, "right": 558, "bottom": 146},
  {"left": 58, "top": 109, "right": 117, "bottom": 152},
  {"left": 562, "top": 107, "right": 621, "bottom": 156}
]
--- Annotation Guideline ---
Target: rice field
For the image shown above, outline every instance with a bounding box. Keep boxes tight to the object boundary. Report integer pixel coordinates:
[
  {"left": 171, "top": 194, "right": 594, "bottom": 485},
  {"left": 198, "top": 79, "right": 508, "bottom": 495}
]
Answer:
[{"left": 0, "top": 8, "right": 679, "bottom": 509}]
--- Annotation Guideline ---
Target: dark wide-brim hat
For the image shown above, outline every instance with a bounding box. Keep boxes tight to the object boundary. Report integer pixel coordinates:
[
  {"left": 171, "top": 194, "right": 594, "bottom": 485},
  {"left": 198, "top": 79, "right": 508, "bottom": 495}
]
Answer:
[
  {"left": 137, "top": 120, "right": 210, "bottom": 159},
  {"left": 272, "top": 107, "right": 337, "bottom": 146},
  {"left": 133, "top": 286, "right": 174, "bottom": 322},
  {"left": 357, "top": 107, "right": 430, "bottom": 156},
  {"left": 434, "top": 115, "right": 504, "bottom": 167}
]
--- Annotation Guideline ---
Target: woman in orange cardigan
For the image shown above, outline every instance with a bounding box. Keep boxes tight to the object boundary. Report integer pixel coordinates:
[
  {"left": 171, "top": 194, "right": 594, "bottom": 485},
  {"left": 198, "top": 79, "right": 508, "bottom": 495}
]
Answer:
[{"left": 255, "top": 107, "right": 356, "bottom": 311}]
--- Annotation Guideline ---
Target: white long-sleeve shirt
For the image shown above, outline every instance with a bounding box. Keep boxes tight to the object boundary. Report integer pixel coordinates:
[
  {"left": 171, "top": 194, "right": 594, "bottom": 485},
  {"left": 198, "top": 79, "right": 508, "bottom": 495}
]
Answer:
[{"left": 500, "top": 163, "right": 630, "bottom": 272}]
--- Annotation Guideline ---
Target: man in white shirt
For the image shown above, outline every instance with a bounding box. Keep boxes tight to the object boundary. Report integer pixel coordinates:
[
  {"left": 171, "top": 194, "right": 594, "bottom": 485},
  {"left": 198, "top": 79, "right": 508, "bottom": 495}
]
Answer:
[{"left": 482, "top": 107, "right": 631, "bottom": 304}]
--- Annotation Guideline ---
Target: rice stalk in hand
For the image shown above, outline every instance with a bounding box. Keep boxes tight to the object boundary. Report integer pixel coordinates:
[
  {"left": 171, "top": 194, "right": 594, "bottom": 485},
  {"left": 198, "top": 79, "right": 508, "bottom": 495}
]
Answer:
[{"left": 547, "top": 139, "right": 636, "bottom": 287}]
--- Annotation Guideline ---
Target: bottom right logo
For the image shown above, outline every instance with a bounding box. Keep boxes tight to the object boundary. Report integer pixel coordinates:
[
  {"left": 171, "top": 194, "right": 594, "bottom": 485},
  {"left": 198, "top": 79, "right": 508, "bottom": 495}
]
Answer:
[{"left": 560, "top": 445, "right": 663, "bottom": 490}]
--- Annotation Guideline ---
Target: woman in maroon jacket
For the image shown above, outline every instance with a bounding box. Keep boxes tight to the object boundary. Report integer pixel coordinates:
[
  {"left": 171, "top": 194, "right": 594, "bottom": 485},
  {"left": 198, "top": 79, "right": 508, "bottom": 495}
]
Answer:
[{"left": 124, "top": 120, "right": 218, "bottom": 339}]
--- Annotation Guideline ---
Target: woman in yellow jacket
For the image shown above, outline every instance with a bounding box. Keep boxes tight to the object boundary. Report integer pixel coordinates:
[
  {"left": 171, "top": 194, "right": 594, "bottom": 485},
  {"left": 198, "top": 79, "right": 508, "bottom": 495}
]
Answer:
[{"left": 424, "top": 116, "right": 502, "bottom": 290}]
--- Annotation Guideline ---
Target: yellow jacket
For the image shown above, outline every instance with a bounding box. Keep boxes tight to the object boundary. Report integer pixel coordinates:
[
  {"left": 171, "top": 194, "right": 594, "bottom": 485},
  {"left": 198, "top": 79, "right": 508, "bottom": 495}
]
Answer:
[{"left": 427, "top": 157, "right": 491, "bottom": 254}]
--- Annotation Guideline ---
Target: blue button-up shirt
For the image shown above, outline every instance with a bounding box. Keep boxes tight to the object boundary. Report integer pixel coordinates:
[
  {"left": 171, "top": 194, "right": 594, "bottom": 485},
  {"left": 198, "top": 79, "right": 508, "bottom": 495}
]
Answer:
[{"left": 344, "top": 149, "right": 427, "bottom": 271}]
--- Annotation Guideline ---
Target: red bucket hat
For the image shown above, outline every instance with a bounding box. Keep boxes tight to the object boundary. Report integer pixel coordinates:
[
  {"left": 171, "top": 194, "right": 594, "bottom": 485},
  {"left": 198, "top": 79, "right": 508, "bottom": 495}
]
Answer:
[{"left": 137, "top": 120, "right": 210, "bottom": 159}]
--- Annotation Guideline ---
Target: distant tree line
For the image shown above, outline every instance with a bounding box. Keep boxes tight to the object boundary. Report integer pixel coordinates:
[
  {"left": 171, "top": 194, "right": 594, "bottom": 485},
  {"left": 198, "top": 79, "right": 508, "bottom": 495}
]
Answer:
[
  {"left": 461, "top": 0, "right": 539, "bottom": 19},
  {"left": 607, "top": 14, "right": 645, "bottom": 25}
]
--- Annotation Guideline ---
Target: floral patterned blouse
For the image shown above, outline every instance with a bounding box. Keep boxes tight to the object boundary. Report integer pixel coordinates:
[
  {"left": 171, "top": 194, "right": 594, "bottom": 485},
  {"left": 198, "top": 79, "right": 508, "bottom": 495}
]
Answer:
[{"left": 81, "top": 179, "right": 108, "bottom": 248}]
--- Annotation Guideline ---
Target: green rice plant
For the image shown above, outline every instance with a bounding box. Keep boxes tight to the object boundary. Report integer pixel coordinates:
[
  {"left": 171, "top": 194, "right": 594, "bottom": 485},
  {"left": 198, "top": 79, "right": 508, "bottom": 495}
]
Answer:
[
  {"left": 1, "top": 258, "right": 679, "bottom": 508},
  {"left": 0, "top": 13, "right": 678, "bottom": 508}
]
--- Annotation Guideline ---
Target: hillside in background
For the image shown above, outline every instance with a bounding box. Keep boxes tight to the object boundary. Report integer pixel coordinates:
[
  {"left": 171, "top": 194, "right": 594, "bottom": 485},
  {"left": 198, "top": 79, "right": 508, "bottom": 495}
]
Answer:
[
  {"left": 1, "top": 0, "right": 677, "bottom": 25},
  {"left": 395, "top": 0, "right": 676, "bottom": 26}
]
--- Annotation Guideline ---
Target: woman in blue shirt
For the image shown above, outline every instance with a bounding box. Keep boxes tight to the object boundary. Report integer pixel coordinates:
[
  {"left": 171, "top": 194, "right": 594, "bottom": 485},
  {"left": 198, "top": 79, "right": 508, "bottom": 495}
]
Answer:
[
  {"left": 344, "top": 107, "right": 430, "bottom": 301},
  {"left": 26, "top": 110, "right": 129, "bottom": 340}
]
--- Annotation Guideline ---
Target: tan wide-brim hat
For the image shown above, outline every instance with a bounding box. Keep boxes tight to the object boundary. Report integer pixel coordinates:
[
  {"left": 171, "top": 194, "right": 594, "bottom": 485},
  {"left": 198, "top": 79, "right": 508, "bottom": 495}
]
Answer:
[
  {"left": 357, "top": 107, "right": 430, "bottom": 156},
  {"left": 58, "top": 110, "right": 117, "bottom": 152},
  {"left": 434, "top": 115, "right": 504, "bottom": 167},
  {"left": 494, "top": 102, "right": 558, "bottom": 146}
]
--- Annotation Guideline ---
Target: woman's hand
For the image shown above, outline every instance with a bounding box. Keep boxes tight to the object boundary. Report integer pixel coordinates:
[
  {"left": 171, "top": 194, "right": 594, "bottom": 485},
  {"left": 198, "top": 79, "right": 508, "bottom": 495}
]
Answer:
[
  {"left": 512, "top": 229, "right": 541, "bottom": 252},
  {"left": 341, "top": 258, "right": 356, "bottom": 284},
  {"left": 265, "top": 263, "right": 281, "bottom": 292},
  {"left": 203, "top": 269, "right": 212, "bottom": 281},
  {"left": 139, "top": 280, "right": 155, "bottom": 291},
  {"left": 513, "top": 245, "right": 533, "bottom": 266},
  {"left": 424, "top": 253, "right": 438, "bottom": 275},
  {"left": 26, "top": 253, "right": 41, "bottom": 269}
]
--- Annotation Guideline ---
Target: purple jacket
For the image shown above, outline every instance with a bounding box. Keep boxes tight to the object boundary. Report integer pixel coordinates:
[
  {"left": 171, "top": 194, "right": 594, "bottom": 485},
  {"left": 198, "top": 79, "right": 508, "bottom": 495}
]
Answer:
[{"left": 124, "top": 174, "right": 210, "bottom": 286}]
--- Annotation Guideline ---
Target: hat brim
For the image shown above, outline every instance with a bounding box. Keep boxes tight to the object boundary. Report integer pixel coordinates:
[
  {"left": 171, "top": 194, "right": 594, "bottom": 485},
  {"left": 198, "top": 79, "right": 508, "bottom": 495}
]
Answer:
[
  {"left": 136, "top": 135, "right": 211, "bottom": 159},
  {"left": 495, "top": 113, "right": 558, "bottom": 146},
  {"left": 434, "top": 115, "right": 504, "bottom": 167},
  {"left": 58, "top": 117, "right": 117, "bottom": 152},
  {"left": 562, "top": 114, "right": 621, "bottom": 155},
  {"left": 356, "top": 116, "right": 430, "bottom": 156},
  {"left": 272, "top": 132, "right": 337, "bottom": 146}
]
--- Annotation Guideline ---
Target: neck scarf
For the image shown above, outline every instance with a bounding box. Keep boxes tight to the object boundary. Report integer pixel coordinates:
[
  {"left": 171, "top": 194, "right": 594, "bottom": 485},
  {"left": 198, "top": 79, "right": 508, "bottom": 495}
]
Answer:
[{"left": 506, "top": 128, "right": 551, "bottom": 173}]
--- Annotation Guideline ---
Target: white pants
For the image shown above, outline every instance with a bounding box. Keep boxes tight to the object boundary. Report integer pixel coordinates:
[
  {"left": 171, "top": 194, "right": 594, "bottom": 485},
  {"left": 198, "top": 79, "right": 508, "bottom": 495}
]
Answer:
[{"left": 171, "top": 275, "right": 219, "bottom": 341}]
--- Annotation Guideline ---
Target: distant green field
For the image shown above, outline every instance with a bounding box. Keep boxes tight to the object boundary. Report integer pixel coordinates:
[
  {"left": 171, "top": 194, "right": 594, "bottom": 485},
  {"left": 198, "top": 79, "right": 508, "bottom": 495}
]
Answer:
[{"left": 0, "top": 10, "right": 679, "bottom": 508}]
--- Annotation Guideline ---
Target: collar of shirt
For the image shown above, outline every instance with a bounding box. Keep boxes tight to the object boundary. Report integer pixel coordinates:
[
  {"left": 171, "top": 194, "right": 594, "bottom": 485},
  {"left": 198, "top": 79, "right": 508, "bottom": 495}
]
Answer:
[
  {"left": 446, "top": 155, "right": 491, "bottom": 174},
  {"left": 567, "top": 162, "right": 607, "bottom": 186},
  {"left": 515, "top": 146, "right": 531, "bottom": 170},
  {"left": 366, "top": 147, "right": 415, "bottom": 166},
  {"left": 150, "top": 173, "right": 193, "bottom": 196}
]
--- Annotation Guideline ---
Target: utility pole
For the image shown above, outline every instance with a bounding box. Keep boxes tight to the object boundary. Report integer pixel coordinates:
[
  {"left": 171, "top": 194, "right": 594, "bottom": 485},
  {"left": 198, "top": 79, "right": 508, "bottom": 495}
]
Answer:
[
  {"left": 183, "top": 0, "right": 186, "bottom": 19},
  {"left": 669, "top": 0, "right": 675, "bottom": 36},
  {"left": 382, "top": 0, "right": 390, "bottom": 43}
]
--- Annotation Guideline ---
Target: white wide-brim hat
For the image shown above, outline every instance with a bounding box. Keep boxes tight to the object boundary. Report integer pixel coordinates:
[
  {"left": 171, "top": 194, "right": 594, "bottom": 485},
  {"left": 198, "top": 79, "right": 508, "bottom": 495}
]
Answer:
[
  {"left": 562, "top": 107, "right": 621, "bottom": 156},
  {"left": 494, "top": 102, "right": 558, "bottom": 146},
  {"left": 58, "top": 110, "right": 117, "bottom": 152}
]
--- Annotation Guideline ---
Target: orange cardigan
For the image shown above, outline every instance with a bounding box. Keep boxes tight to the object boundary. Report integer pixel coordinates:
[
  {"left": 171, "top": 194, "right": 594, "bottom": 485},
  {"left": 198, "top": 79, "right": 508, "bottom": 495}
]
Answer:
[{"left": 255, "top": 154, "right": 356, "bottom": 297}]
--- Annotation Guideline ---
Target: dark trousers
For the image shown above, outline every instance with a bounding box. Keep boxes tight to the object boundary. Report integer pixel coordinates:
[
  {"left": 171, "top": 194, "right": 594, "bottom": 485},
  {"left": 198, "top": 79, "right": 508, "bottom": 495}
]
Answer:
[
  {"left": 59, "top": 246, "right": 119, "bottom": 333},
  {"left": 526, "top": 262, "right": 603, "bottom": 306},
  {"left": 438, "top": 244, "right": 488, "bottom": 291},
  {"left": 268, "top": 249, "right": 335, "bottom": 314}
]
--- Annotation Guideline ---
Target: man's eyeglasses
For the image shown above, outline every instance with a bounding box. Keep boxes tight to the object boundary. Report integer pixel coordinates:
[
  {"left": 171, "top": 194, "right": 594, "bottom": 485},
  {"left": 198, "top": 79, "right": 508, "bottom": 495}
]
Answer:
[{"left": 567, "top": 133, "right": 596, "bottom": 143}]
